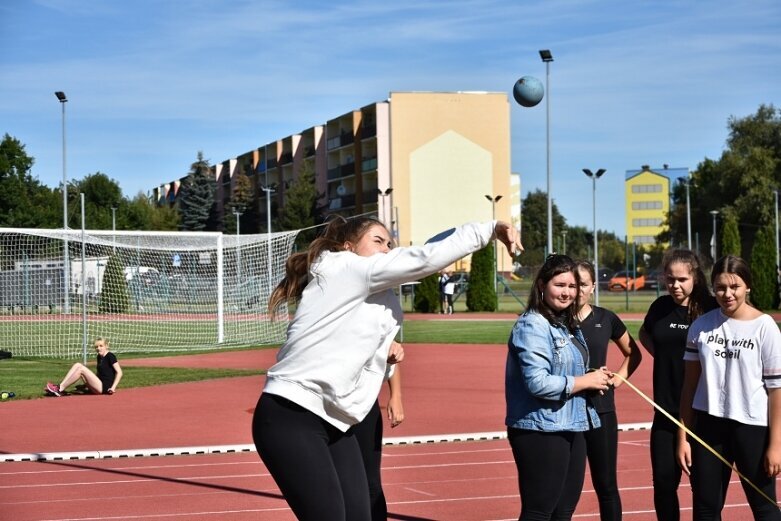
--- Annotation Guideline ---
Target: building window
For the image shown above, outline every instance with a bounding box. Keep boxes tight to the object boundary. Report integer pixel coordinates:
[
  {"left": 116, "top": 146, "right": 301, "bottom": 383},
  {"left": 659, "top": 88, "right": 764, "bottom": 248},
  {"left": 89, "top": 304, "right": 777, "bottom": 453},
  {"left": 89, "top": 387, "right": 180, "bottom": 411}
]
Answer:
[
  {"left": 632, "top": 201, "right": 663, "bottom": 210},
  {"left": 631, "top": 184, "right": 663, "bottom": 193},
  {"left": 634, "top": 236, "right": 656, "bottom": 244},
  {"left": 632, "top": 218, "right": 663, "bottom": 227}
]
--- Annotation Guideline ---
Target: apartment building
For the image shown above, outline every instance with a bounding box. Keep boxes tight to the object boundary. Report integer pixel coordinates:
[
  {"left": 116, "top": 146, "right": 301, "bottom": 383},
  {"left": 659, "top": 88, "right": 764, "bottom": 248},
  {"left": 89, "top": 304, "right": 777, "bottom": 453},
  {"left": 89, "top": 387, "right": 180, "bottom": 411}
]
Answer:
[
  {"left": 153, "top": 91, "right": 514, "bottom": 270},
  {"left": 624, "top": 165, "right": 688, "bottom": 245}
]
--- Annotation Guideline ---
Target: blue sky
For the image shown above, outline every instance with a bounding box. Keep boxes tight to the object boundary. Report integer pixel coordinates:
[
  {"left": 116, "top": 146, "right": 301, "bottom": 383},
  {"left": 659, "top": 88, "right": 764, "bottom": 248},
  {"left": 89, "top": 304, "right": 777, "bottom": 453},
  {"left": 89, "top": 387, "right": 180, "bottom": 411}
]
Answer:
[{"left": 1, "top": 0, "right": 779, "bottom": 238}]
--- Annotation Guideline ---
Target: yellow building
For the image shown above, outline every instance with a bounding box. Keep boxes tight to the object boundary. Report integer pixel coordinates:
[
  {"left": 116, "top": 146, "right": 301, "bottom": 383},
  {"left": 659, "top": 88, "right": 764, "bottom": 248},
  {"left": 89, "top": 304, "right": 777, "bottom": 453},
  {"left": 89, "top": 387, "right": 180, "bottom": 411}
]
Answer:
[
  {"left": 624, "top": 165, "right": 687, "bottom": 246},
  {"left": 154, "top": 91, "right": 514, "bottom": 272}
]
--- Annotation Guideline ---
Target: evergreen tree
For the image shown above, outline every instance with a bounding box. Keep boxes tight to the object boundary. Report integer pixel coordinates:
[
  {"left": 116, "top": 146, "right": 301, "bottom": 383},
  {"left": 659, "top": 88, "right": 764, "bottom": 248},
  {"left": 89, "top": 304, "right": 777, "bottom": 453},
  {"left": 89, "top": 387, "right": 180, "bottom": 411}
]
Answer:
[
  {"left": 749, "top": 225, "right": 776, "bottom": 310},
  {"left": 466, "top": 243, "right": 497, "bottom": 311},
  {"left": 99, "top": 254, "right": 130, "bottom": 314},
  {"left": 178, "top": 151, "right": 216, "bottom": 231},
  {"left": 277, "top": 161, "right": 321, "bottom": 248},
  {"left": 721, "top": 208, "right": 741, "bottom": 257},
  {"left": 413, "top": 272, "right": 440, "bottom": 313},
  {"left": 224, "top": 170, "right": 255, "bottom": 234}
]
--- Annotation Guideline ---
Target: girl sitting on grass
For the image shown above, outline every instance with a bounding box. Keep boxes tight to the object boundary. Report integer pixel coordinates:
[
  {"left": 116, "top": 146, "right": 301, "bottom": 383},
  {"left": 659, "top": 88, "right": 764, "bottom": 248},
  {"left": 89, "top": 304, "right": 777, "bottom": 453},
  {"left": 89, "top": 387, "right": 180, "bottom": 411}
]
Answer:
[{"left": 45, "top": 337, "right": 123, "bottom": 396}]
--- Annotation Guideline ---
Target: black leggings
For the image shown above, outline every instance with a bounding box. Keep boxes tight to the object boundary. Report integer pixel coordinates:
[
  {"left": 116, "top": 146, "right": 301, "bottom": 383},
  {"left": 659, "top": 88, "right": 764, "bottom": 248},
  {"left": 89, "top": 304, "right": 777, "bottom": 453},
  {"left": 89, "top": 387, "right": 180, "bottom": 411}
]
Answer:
[
  {"left": 508, "top": 428, "right": 587, "bottom": 521},
  {"left": 690, "top": 411, "right": 781, "bottom": 521},
  {"left": 350, "top": 400, "right": 387, "bottom": 521},
  {"left": 252, "top": 393, "right": 370, "bottom": 521},
  {"left": 583, "top": 411, "right": 622, "bottom": 521},
  {"left": 650, "top": 411, "right": 684, "bottom": 521}
]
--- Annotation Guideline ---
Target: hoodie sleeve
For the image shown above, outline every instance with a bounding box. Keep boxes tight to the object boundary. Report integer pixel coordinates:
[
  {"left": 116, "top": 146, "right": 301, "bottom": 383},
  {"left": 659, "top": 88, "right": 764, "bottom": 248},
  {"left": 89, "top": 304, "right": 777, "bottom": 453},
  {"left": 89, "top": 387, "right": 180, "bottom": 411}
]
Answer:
[{"left": 357, "top": 221, "right": 496, "bottom": 294}]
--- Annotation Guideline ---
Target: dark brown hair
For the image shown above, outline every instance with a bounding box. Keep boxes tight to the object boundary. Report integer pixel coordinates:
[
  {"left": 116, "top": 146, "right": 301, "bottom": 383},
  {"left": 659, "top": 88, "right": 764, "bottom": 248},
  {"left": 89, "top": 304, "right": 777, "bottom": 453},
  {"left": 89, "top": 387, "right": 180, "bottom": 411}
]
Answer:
[
  {"left": 711, "top": 255, "right": 753, "bottom": 289},
  {"left": 268, "top": 215, "right": 388, "bottom": 317},
  {"left": 527, "top": 254, "right": 580, "bottom": 331},
  {"left": 662, "top": 249, "right": 710, "bottom": 322}
]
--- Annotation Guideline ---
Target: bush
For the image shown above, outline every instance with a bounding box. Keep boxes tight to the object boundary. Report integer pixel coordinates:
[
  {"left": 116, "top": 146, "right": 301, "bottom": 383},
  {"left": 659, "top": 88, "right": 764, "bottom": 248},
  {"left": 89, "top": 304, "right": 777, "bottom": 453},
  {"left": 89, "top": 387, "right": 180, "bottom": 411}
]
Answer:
[
  {"left": 466, "top": 243, "right": 497, "bottom": 311},
  {"left": 749, "top": 225, "right": 776, "bottom": 310},
  {"left": 99, "top": 255, "right": 130, "bottom": 314},
  {"left": 413, "top": 272, "right": 441, "bottom": 312}
]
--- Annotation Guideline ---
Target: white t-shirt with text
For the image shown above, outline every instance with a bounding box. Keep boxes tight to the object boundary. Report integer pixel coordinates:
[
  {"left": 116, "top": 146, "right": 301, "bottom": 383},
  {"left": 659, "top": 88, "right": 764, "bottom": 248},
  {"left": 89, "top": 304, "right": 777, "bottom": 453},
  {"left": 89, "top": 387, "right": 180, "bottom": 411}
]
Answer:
[{"left": 685, "top": 309, "right": 781, "bottom": 426}]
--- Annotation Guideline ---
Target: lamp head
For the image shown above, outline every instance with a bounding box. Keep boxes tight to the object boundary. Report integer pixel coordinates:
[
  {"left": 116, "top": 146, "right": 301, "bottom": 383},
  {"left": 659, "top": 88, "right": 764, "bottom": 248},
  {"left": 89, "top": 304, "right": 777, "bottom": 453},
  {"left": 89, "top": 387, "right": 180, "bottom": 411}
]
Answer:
[
  {"left": 539, "top": 49, "right": 553, "bottom": 62},
  {"left": 55, "top": 91, "right": 67, "bottom": 102}
]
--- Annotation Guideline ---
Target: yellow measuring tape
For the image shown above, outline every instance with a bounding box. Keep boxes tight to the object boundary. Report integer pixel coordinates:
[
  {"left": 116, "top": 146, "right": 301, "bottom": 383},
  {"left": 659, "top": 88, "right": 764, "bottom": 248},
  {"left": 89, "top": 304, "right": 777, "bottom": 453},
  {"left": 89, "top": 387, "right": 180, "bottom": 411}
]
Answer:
[{"left": 613, "top": 373, "right": 780, "bottom": 510}]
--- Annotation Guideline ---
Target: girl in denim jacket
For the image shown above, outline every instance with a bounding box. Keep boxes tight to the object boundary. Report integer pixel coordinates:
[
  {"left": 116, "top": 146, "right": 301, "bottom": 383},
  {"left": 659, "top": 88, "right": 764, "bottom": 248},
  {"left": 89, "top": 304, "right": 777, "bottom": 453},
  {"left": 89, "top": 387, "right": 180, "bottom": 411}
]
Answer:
[{"left": 505, "top": 254, "right": 611, "bottom": 520}]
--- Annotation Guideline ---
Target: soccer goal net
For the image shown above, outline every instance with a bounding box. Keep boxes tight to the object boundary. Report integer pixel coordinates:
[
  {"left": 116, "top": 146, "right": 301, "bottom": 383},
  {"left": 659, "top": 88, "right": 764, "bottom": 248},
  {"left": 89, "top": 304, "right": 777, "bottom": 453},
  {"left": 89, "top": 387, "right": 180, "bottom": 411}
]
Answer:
[{"left": 0, "top": 228, "right": 299, "bottom": 358}]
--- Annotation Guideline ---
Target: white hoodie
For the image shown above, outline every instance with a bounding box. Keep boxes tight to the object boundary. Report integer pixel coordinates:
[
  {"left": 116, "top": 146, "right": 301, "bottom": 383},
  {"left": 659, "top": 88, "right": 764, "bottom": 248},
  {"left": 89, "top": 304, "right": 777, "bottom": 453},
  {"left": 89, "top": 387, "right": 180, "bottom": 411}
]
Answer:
[{"left": 263, "top": 221, "right": 496, "bottom": 431}]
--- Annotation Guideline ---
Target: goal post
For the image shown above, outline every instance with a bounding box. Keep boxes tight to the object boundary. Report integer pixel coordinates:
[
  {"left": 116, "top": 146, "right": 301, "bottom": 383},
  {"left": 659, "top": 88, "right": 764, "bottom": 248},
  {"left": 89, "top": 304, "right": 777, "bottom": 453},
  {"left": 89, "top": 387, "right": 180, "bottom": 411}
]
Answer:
[{"left": 0, "top": 227, "right": 298, "bottom": 358}]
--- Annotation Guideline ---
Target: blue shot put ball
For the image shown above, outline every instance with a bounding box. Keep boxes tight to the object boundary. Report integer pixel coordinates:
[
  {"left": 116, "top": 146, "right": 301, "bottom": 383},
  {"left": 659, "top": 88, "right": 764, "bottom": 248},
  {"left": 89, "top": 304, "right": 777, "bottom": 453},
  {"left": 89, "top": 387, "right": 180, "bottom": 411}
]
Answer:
[{"left": 513, "top": 76, "right": 544, "bottom": 107}]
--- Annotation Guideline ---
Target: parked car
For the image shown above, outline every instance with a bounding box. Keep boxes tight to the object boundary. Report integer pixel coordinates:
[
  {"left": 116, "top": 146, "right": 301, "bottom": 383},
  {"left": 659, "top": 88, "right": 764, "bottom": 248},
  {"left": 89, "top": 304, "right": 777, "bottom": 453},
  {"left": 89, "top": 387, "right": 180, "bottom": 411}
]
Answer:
[
  {"left": 643, "top": 269, "right": 662, "bottom": 291},
  {"left": 597, "top": 268, "right": 615, "bottom": 291},
  {"left": 448, "top": 272, "right": 469, "bottom": 294},
  {"left": 608, "top": 270, "right": 645, "bottom": 291}
]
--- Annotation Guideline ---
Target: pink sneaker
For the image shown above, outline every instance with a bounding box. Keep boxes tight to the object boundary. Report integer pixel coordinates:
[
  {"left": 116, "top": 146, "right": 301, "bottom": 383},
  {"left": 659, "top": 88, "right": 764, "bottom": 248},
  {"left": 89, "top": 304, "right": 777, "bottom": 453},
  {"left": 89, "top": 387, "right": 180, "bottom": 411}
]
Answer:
[{"left": 45, "top": 382, "right": 62, "bottom": 397}]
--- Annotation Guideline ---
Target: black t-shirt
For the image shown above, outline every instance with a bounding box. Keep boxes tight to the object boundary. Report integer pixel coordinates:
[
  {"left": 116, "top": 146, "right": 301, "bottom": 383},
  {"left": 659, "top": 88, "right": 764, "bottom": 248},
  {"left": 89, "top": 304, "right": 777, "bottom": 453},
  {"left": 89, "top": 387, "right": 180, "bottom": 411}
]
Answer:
[
  {"left": 642, "top": 294, "right": 717, "bottom": 416},
  {"left": 97, "top": 352, "right": 118, "bottom": 393},
  {"left": 580, "top": 306, "right": 627, "bottom": 413}
]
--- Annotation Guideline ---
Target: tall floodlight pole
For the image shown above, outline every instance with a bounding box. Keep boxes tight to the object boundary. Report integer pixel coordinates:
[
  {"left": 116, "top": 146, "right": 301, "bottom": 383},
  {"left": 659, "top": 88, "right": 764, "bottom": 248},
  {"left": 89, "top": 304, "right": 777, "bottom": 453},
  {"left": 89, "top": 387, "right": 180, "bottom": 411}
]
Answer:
[
  {"left": 539, "top": 49, "right": 554, "bottom": 255},
  {"left": 485, "top": 195, "right": 503, "bottom": 304},
  {"left": 377, "top": 187, "right": 393, "bottom": 230},
  {"left": 55, "top": 91, "right": 70, "bottom": 314},
  {"left": 512, "top": 171, "right": 522, "bottom": 238},
  {"left": 583, "top": 169, "right": 606, "bottom": 305},
  {"left": 710, "top": 210, "right": 719, "bottom": 261}
]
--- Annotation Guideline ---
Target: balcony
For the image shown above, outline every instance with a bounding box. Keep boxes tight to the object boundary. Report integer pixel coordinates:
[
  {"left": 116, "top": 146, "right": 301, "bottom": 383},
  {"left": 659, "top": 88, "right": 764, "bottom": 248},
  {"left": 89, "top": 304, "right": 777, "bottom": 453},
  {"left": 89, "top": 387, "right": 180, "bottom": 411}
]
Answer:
[
  {"left": 362, "top": 157, "right": 378, "bottom": 172},
  {"left": 362, "top": 124, "right": 376, "bottom": 139},
  {"left": 327, "top": 163, "right": 356, "bottom": 180},
  {"left": 280, "top": 152, "right": 293, "bottom": 165}
]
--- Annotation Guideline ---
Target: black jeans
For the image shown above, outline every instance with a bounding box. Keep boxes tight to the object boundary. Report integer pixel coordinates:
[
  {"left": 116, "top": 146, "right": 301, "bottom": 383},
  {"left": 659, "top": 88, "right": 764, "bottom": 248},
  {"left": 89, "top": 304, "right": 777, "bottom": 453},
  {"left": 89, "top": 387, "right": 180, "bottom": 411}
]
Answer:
[
  {"left": 650, "top": 411, "right": 684, "bottom": 521},
  {"left": 350, "top": 400, "right": 387, "bottom": 521},
  {"left": 584, "top": 411, "right": 622, "bottom": 521},
  {"left": 252, "top": 393, "right": 370, "bottom": 521},
  {"left": 508, "top": 428, "right": 587, "bottom": 521},
  {"left": 690, "top": 411, "right": 781, "bottom": 521}
]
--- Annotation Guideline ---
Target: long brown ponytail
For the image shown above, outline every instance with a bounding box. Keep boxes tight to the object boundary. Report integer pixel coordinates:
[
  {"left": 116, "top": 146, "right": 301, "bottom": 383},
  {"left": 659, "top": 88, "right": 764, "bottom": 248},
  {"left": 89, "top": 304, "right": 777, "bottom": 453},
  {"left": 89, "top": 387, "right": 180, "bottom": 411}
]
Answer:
[{"left": 268, "top": 215, "right": 387, "bottom": 318}]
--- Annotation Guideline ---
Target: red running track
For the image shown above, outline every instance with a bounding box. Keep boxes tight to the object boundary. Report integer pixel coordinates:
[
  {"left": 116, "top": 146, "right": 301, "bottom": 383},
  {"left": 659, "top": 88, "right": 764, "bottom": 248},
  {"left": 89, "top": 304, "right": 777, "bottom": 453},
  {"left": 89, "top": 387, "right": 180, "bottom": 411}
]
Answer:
[{"left": 2, "top": 338, "right": 779, "bottom": 519}]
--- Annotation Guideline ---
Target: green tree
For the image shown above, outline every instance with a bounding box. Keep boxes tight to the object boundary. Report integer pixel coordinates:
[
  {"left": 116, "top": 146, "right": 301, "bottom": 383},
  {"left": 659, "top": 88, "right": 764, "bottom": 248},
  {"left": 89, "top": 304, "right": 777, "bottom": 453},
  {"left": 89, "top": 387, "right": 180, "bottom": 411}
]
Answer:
[
  {"left": 669, "top": 105, "right": 781, "bottom": 261},
  {"left": 277, "top": 161, "right": 321, "bottom": 248},
  {"left": 466, "top": 243, "right": 496, "bottom": 311},
  {"left": 521, "top": 190, "right": 567, "bottom": 266},
  {"left": 124, "top": 192, "right": 180, "bottom": 231},
  {"left": 413, "top": 272, "right": 440, "bottom": 313},
  {"left": 99, "top": 254, "right": 130, "bottom": 314},
  {"left": 749, "top": 225, "right": 776, "bottom": 310},
  {"left": 179, "top": 152, "right": 217, "bottom": 231},
  {"left": 721, "top": 208, "right": 741, "bottom": 257},
  {"left": 224, "top": 169, "right": 255, "bottom": 234},
  {"left": 0, "top": 134, "right": 60, "bottom": 227},
  {"left": 72, "top": 172, "right": 123, "bottom": 229}
]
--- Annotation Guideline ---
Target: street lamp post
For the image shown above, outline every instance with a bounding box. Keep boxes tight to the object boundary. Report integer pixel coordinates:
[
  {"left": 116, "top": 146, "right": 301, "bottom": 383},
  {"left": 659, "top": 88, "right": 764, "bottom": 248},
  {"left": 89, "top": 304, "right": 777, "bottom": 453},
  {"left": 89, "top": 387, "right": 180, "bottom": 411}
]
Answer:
[
  {"left": 685, "top": 174, "right": 692, "bottom": 249},
  {"left": 261, "top": 181, "right": 275, "bottom": 286},
  {"left": 377, "top": 188, "right": 393, "bottom": 231},
  {"left": 232, "top": 206, "right": 243, "bottom": 280},
  {"left": 485, "top": 195, "right": 503, "bottom": 302},
  {"left": 111, "top": 206, "right": 117, "bottom": 253},
  {"left": 561, "top": 230, "right": 567, "bottom": 255},
  {"left": 583, "top": 169, "right": 606, "bottom": 305},
  {"left": 55, "top": 91, "right": 70, "bottom": 314},
  {"left": 775, "top": 190, "right": 779, "bottom": 272},
  {"left": 512, "top": 171, "right": 522, "bottom": 238},
  {"left": 710, "top": 210, "right": 719, "bottom": 261},
  {"left": 539, "top": 49, "right": 554, "bottom": 255}
]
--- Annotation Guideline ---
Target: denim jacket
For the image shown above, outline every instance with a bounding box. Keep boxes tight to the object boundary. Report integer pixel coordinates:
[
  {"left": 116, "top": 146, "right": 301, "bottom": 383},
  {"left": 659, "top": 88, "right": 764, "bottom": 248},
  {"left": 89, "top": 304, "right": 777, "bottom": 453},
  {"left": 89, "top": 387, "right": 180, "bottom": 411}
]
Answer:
[{"left": 505, "top": 310, "right": 601, "bottom": 432}]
